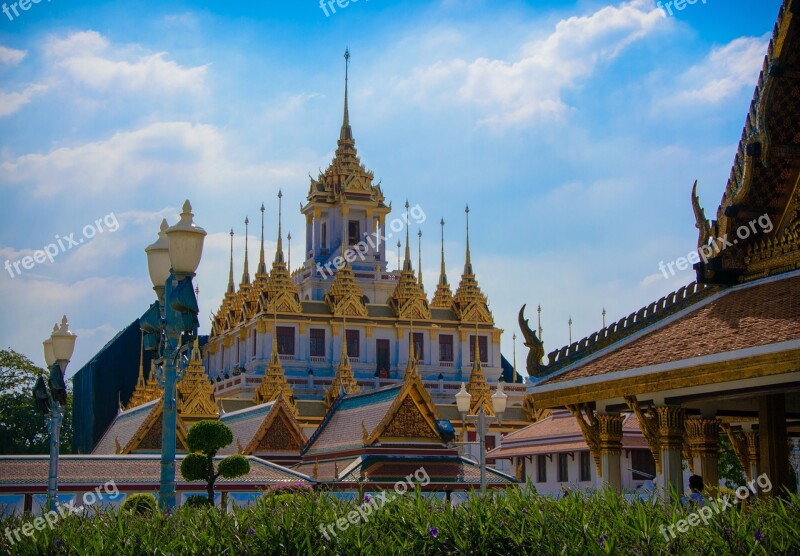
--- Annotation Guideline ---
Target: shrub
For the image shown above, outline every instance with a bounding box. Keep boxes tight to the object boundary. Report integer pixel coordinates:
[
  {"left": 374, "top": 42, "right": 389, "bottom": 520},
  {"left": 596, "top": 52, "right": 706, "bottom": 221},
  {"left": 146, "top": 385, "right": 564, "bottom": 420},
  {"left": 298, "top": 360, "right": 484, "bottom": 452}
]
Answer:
[
  {"left": 184, "top": 496, "right": 213, "bottom": 509},
  {"left": 120, "top": 493, "right": 156, "bottom": 515}
]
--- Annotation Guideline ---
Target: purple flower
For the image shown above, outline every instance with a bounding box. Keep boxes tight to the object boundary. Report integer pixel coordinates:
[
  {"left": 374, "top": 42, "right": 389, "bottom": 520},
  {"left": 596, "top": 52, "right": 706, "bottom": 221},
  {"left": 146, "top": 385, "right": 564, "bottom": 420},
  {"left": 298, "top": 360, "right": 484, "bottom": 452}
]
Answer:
[
  {"left": 723, "top": 528, "right": 732, "bottom": 541},
  {"left": 54, "top": 539, "right": 62, "bottom": 550},
  {"left": 755, "top": 529, "right": 764, "bottom": 543},
  {"left": 248, "top": 527, "right": 256, "bottom": 536},
  {"left": 363, "top": 494, "right": 371, "bottom": 503},
  {"left": 522, "top": 508, "right": 528, "bottom": 514},
  {"left": 429, "top": 527, "right": 438, "bottom": 538},
  {"left": 562, "top": 490, "right": 570, "bottom": 498},
  {"left": 599, "top": 534, "right": 608, "bottom": 548}
]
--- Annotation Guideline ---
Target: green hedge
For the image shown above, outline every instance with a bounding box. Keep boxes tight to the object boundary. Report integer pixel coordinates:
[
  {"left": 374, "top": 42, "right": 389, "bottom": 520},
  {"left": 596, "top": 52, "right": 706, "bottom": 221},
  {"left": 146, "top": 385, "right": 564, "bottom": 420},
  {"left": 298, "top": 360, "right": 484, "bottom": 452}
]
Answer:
[{"left": 0, "top": 487, "right": 797, "bottom": 555}]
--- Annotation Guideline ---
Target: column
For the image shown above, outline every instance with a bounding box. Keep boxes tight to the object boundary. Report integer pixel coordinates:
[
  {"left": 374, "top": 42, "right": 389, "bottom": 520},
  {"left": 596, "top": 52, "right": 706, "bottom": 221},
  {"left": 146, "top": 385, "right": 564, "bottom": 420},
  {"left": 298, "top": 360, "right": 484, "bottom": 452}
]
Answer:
[
  {"left": 759, "top": 394, "right": 791, "bottom": 496},
  {"left": 745, "top": 429, "right": 760, "bottom": 482},
  {"left": 598, "top": 413, "right": 624, "bottom": 491},
  {"left": 685, "top": 417, "right": 721, "bottom": 493},
  {"left": 656, "top": 406, "right": 685, "bottom": 497}
]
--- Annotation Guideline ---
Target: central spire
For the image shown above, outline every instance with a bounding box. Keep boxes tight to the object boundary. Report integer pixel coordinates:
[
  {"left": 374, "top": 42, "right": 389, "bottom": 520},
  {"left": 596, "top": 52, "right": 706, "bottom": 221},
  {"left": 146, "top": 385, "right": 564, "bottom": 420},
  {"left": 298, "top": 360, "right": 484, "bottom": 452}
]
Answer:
[
  {"left": 464, "top": 205, "right": 473, "bottom": 276},
  {"left": 275, "top": 190, "right": 284, "bottom": 264},
  {"left": 257, "top": 203, "right": 267, "bottom": 276},
  {"left": 339, "top": 48, "right": 353, "bottom": 145},
  {"left": 241, "top": 216, "right": 251, "bottom": 286},
  {"left": 226, "top": 228, "right": 235, "bottom": 295},
  {"left": 403, "top": 200, "right": 413, "bottom": 272}
]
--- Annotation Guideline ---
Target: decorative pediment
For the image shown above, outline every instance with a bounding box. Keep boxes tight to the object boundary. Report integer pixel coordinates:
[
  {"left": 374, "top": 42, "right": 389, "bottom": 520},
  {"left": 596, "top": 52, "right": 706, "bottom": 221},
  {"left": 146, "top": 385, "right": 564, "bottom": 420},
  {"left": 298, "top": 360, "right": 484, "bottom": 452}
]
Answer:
[
  {"left": 388, "top": 268, "right": 431, "bottom": 320},
  {"left": 324, "top": 265, "right": 368, "bottom": 317},
  {"left": 121, "top": 401, "right": 188, "bottom": 454},
  {"left": 453, "top": 273, "right": 493, "bottom": 325},
  {"left": 177, "top": 340, "right": 219, "bottom": 421},
  {"left": 367, "top": 369, "right": 442, "bottom": 444},
  {"left": 380, "top": 397, "right": 440, "bottom": 440}
]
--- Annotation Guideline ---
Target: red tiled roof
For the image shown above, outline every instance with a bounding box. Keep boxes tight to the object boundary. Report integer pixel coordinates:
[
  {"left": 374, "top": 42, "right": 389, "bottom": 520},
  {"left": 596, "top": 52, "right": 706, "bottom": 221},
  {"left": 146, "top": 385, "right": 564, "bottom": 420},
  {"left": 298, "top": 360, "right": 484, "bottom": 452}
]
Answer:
[
  {"left": 541, "top": 273, "right": 800, "bottom": 385},
  {"left": 0, "top": 456, "right": 312, "bottom": 490}
]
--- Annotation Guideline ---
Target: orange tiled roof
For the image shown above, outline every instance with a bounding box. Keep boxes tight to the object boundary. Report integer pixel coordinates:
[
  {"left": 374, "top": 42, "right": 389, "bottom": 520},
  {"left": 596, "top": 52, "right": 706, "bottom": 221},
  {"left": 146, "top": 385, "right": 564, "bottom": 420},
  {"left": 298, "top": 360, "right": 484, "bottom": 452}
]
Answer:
[{"left": 540, "top": 273, "right": 800, "bottom": 386}]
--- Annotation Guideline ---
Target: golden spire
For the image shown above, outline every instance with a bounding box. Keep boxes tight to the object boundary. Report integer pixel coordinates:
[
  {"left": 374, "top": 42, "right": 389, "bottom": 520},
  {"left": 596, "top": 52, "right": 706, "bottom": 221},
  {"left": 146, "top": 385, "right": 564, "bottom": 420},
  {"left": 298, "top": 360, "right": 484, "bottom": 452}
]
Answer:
[
  {"left": 431, "top": 218, "right": 453, "bottom": 308},
  {"left": 136, "top": 330, "right": 146, "bottom": 389},
  {"left": 404, "top": 324, "right": 419, "bottom": 380},
  {"left": 466, "top": 322, "right": 492, "bottom": 414},
  {"left": 387, "top": 201, "right": 431, "bottom": 319},
  {"left": 177, "top": 338, "right": 219, "bottom": 421},
  {"left": 275, "top": 190, "right": 284, "bottom": 264},
  {"left": 452, "top": 205, "right": 492, "bottom": 323},
  {"left": 257, "top": 203, "right": 268, "bottom": 278},
  {"left": 417, "top": 229, "right": 423, "bottom": 289},
  {"left": 287, "top": 232, "right": 292, "bottom": 273},
  {"left": 226, "top": 228, "right": 235, "bottom": 295},
  {"left": 241, "top": 217, "right": 251, "bottom": 286},
  {"left": 125, "top": 331, "right": 155, "bottom": 410},
  {"left": 253, "top": 313, "right": 296, "bottom": 410},
  {"left": 340, "top": 48, "right": 352, "bottom": 145},
  {"left": 325, "top": 318, "right": 361, "bottom": 407}
]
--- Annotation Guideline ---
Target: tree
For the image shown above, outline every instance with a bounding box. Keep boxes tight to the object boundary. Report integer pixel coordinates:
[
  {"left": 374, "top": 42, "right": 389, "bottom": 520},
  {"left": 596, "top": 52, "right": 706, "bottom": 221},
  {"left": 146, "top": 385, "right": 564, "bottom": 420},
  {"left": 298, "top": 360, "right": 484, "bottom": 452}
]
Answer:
[
  {"left": 179, "top": 420, "right": 250, "bottom": 505},
  {"left": 0, "top": 348, "right": 72, "bottom": 455},
  {"left": 718, "top": 434, "right": 746, "bottom": 489}
]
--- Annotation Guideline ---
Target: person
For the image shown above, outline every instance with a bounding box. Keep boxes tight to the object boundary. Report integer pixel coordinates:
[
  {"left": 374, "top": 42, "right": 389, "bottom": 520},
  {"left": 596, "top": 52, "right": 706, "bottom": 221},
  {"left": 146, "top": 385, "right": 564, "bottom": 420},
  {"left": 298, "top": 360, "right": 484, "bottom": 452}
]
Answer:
[{"left": 683, "top": 474, "right": 706, "bottom": 507}]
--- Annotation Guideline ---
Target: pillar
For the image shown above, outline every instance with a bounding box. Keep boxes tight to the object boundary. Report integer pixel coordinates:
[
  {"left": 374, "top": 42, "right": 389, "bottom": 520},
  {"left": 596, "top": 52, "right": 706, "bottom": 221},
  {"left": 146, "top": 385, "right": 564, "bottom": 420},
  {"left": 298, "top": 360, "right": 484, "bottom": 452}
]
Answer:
[
  {"left": 745, "top": 429, "right": 760, "bottom": 482},
  {"left": 656, "top": 406, "right": 685, "bottom": 497},
  {"left": 685, "top": 417, "right": 721, "bottom": 493},
  {"left": 759, "top": 394, "right": 791, "bottom": 496},
  {"left": 598, "top": 414, "right": 624, "bottom": 491}
]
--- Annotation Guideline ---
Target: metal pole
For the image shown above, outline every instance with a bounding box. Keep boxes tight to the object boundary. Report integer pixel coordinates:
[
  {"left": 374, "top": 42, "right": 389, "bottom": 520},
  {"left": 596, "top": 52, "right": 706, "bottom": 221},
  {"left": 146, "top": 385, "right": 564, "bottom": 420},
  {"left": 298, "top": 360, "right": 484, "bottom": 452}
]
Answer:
[
  {"left": 159, "top": 277, "right": 180, "bottom": 511},
  {"left": 46, "top": 399, "right": 62, "bottom": 511},
  {"left": 478, "top": 408, "right": 486, "bottom": 495}
]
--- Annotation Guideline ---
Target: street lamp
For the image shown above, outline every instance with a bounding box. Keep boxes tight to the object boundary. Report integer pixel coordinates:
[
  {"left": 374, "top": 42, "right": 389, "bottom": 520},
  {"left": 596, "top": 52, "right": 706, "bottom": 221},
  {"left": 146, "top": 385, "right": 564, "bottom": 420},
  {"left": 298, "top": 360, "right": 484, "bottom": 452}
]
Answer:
[
  {"left": 455, "top": 381, "right": 507, "bottom": 495},
  {"left": 791, "top": 438, "right": 800, "bottom": 495},
  {"left": 33, "top": 316, "right": 77, "bottom": 511},
  {"left": 141, "top": 200, "right": 206, "bottom": 510}
]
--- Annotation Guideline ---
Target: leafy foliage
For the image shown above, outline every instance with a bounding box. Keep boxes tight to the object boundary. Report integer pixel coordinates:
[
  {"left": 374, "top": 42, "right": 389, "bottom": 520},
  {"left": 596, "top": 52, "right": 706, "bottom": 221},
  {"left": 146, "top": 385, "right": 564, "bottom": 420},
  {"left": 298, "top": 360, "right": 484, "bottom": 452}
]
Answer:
[
  {"left": 180, "top": 420, "right": 249, "bottom": 506},
  {"left": 184, "top": 496, "right": 213, "bottom": 509},
  {"left": 120, "top": 493, "right": 156, "bottom": 515},
  {"left": 0, "top": 348, "right": 72, "bottom": 455},
  {"left": 0, "top": 487, "right": 797, "bottom": 555},
  {"left": 718, "top": 434, "right": 746, "bottom": 489}
]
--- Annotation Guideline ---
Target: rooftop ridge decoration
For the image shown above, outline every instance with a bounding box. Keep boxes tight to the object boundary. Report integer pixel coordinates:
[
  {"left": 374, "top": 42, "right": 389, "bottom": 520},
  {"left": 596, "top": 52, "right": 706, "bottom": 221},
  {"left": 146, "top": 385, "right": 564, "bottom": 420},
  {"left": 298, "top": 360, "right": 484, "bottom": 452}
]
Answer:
[
  {"left": 255, "top": 203, "right": 269, "bottom": 282},
  {"left": 324, "top": 319, "right": 361, "bottom": 407},
  {"left": 323, "top": 261, "right": 368, "bottom": 317},
  {"left": 745, "top": 185, "right": 800, "bottom": 280},
  {"left": 177, "top": 338, "right": 219, "bottom": 421},
  {"left": 253, "top": 316, "right": 296, "bottom": 411},
  {"left": 518, "top": 305, "right": 545, "bottom": 379},
  {"left": 261, "top": 190, "right": 303, "bottom": 314},
  {"left": 307, "top": 49, "right": 383, "bottom": 204},
  {"left": 525, "top": 281, "right": 717, "bottom": 375},
  {"left": 452, "top": 205, "right": 492, "bottom": 324},
  {"left": 431, "top": 218, "right": 454, "bottom": 309},
  {"left": 387, "top": 201, "right": 431, "bottom": 320}
]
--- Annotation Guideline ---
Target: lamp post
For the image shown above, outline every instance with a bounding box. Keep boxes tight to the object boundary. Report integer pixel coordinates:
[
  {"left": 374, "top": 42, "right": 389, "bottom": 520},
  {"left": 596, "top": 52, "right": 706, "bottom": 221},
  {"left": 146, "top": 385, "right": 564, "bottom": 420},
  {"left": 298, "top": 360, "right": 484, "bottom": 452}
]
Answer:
[
  {"left": 33, "top": 316, "right": 77, "bottom": 511},
  {"left": 791, "top": 438, "right": 800, "bottom": 495},
  {"left": 454, "top": 381, "right": 508, "bottom": 495},
  {"left": 141, "top": 200, "right": 206, "bottom": 510}
]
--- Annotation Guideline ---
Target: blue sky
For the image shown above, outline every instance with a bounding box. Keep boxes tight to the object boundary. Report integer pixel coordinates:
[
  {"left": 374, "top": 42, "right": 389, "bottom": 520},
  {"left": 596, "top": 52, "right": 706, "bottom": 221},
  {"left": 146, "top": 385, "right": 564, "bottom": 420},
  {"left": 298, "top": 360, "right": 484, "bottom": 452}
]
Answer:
[{"left": 0, "top": 0, "right": 783, "bottom": 377}]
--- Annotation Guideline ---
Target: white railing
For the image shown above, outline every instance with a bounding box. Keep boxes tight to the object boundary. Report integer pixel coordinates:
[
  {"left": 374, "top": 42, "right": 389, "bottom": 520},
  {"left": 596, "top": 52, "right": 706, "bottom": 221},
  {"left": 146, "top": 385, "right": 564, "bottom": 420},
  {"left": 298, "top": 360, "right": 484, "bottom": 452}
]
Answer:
[
  {"left": 310, "top": 356, "right": 326, "bottom": 363},
  {"left": 279, "top": 354, "right": 295, "bottom": 361}
]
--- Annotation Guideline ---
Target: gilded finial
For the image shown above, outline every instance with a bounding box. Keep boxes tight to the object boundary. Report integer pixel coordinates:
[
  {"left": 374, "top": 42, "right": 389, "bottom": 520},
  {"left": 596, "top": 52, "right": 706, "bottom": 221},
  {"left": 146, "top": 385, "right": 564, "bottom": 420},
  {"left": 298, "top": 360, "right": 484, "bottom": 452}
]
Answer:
[
  {"left": 340, "top": 48, "right": 352, "bottom": 144},
  {"left": 275, "top": 190, "right": 284, "bottom": 264},
  {"left": 396, "top": 240, "right": 401, "bottom": 271},
  {"left": 439, "top": 219, "right": 447, "bottom": 286},
  {"left": 417, "top": 229, "right": 423, "bottom": 288},
  {"left": 403, "top": 201, "right": 412, "bottom": 272},
  {"left": 568, "top": 316, "right": 573, "bottom": 345},
  {"left": 287, "top": 232, "right": 292, "bottom": 273},
  {"left": 464, "top": 205, "right": 473, "bottom": 275},
  {"left": 227, "top": 228, "right": 235, "bottom": 295},
  {"left": 257, "top": 203, "right": 267, "bottom": 276},
  {"left": 241, "top": 216, "right": 251, "bottom": 286}
]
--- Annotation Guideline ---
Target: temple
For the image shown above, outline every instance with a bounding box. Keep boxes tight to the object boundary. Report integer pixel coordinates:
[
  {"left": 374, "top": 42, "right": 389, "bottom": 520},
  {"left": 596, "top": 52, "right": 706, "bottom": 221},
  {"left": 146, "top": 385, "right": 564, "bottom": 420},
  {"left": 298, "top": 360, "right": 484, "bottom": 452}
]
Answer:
[{"left": 519, "top": 0, "right": 800, "bottom": 498}]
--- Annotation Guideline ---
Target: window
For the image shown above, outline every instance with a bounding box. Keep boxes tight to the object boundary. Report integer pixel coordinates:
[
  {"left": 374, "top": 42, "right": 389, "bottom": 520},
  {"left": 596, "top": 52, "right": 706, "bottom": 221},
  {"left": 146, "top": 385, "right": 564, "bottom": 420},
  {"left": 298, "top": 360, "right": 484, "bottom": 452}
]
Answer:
[
  {"left": 537, "top": 455, "right": 547, "bottom": 483},
  {"left": 276, "top": 326, "right": 295, "bottom": 355},
  {"left": 439, "top": 335, "right": 453, "bottom": 362},
  {"left": 558, "top": 453, "right": 569, "bottom": 483},
  {"left": 469, "top": 335, "right": 488, "bottom": 363},
  {"left": 580, "top": 451, "right": 592, "bottom": 482},
  {"left": 485, "top": 434, "right": 496, "bottom": 452},
  {"left": 346, "top": 329, "right": 360, "bottom": 359},
  {"left": 310, "top": 328, "right": 326, "bottom": 357},
  {"left": 631, "top": 449, "right": 657, "bottom": 481},
  {"left": 411, "top": 332, "right": 424, "bottom": 361},
  {"left": 348, "top": 220, "right": 360, "bottom": 246},
  {"left": 321, "top": 223, "right": 327, "bottom": 249},
  {"left": 252, "top": 329, "right": 257, "bottom": 357},
  {"left": 376, "top": 339, "right": 390, "bottom": 375}
]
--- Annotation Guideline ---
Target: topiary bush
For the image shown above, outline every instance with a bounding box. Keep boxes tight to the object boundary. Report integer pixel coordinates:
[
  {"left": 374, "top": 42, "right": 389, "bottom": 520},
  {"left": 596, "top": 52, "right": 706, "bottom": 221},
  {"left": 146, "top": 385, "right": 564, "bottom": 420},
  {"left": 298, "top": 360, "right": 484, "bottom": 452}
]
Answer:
[
  {"left": 120, "top": 493, "right": 157, "bottom": 515},
  {"left": 184, "top": 496, "right": 213, "bottom": 509},
  {"left": 180, "top": 420, "right": 250, "bottom": 506}
]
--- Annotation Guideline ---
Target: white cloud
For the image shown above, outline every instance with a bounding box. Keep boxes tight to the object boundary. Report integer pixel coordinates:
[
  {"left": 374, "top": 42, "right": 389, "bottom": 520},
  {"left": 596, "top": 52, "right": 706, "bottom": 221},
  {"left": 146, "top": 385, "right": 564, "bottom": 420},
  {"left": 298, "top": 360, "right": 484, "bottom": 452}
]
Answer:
[
  {"left": 0, "top": 84, "right": 47, "bottom": 117},
  {"left": 670, "top": 36, "right": 768, "bottom": 104},
  {"left": 394, "top": 0, "right": 665, "bottom": 126},
  {"left": 0, "top": 45, "right": 26, "bottom": 65},
  {"left": 45, "top": 30, "right": 208, "bottom": 94}
]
